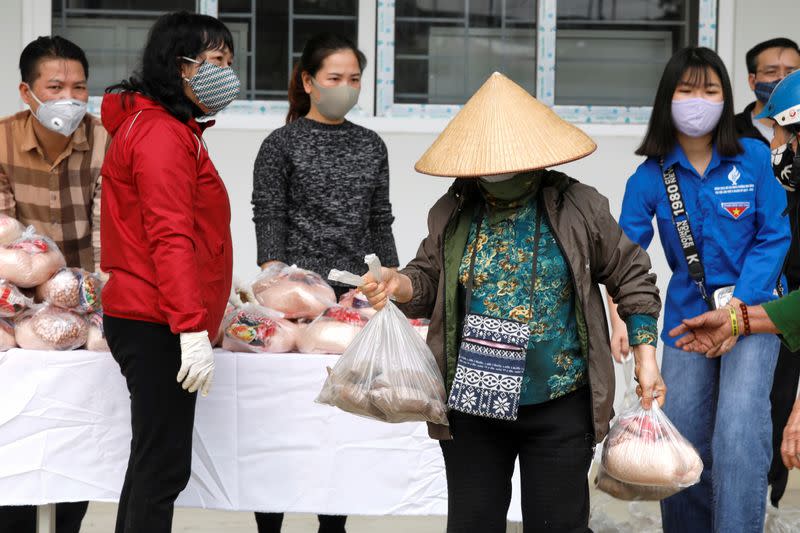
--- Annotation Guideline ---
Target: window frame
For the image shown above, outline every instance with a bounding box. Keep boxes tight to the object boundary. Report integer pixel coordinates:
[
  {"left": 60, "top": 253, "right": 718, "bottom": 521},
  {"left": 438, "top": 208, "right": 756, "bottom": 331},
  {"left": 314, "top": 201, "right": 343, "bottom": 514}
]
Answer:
[
  {"left": 376, "top": 0, "right": 720, "bottom": 124},
  {"left": 46, "top": 0, "right": 720, "bottom": 126},
  {"left": 205, "top": 0, "right": 377, "bottom": 120}
]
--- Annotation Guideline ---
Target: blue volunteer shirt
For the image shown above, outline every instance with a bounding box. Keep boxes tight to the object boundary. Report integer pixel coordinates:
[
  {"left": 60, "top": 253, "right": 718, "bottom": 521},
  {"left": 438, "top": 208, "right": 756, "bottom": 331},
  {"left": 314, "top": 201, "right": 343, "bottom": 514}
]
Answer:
[{"left": 620, "top": 138, "right": 790, "bottom": 347}]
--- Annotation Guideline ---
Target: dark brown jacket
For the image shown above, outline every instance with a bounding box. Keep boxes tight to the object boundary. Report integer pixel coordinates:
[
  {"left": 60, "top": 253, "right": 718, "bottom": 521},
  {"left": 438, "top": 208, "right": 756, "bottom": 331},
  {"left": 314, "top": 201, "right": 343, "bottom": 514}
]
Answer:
[{"left": 397, "top": 172, "right": 661, "bottom": 441}]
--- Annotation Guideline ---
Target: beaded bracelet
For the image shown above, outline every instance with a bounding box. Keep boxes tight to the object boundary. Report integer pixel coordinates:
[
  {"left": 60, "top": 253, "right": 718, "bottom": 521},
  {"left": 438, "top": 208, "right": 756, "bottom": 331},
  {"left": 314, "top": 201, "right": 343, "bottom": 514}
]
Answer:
[
  {"left": 728, "top": 306, "right": 739, "bottom": 337},
  {"left": 739, "top": 303, "right": 751, "bottom": 336}
]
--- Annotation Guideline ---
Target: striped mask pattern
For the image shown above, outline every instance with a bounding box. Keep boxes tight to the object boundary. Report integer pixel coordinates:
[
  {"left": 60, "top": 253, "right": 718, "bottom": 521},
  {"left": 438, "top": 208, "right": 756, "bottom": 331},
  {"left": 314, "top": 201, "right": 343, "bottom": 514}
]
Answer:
[{"left": 184, "top": 58, "right": 241, "bottom": 115}]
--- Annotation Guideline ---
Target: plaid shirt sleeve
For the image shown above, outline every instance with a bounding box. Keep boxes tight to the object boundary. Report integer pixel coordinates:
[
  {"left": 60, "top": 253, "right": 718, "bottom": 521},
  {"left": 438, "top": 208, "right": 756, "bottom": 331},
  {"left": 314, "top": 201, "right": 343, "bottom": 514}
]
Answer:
[
  {"left": 92, "top": 173, "right": 102, "bottom": 271},
  {"left": 0, "top": 165, "right": 15, "bottom": 218}
]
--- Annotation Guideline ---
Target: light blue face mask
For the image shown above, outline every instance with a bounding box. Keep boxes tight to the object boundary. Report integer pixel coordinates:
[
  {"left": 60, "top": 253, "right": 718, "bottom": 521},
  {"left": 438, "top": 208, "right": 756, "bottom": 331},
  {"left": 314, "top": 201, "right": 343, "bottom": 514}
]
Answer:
[
  {"left": 182, "top": 57, "right": 241, "bottom": 115},
  {"left": 27, "top": 87, "right": 87, "bottom": 137}
]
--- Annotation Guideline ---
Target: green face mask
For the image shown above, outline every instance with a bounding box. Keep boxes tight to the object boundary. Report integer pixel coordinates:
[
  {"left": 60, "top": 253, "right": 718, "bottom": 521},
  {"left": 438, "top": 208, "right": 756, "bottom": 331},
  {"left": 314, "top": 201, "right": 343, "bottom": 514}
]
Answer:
[
  {"left": 479, "top": 171, "right": 542, "bottom": 205},
  {"left": 311, "top": 78, "right": 360, "bottom": 121}
]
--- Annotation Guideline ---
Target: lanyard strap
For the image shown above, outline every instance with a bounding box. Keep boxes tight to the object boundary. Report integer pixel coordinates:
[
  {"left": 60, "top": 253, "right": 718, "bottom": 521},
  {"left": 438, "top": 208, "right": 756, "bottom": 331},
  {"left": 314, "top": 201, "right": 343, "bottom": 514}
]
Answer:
[
  {"left": 660, "top": 161, "right": 714, "bottom": 310},
  {"left": 465, "top": 195, "right": 544, "bottom": 318}
]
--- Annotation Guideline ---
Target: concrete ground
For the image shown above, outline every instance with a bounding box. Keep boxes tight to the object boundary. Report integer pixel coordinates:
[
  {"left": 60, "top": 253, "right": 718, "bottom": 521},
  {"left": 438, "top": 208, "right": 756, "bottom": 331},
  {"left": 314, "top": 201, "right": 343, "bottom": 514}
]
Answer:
[{"left": 79, "top": 486, "right": 800, "bottom": 532}]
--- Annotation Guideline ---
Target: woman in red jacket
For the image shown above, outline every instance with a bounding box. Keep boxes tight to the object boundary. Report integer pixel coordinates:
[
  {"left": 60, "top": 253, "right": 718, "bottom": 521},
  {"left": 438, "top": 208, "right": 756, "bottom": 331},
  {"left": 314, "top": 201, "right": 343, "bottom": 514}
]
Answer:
[{"left": 99, "top": 12, "right": 237, "bottom": 533}]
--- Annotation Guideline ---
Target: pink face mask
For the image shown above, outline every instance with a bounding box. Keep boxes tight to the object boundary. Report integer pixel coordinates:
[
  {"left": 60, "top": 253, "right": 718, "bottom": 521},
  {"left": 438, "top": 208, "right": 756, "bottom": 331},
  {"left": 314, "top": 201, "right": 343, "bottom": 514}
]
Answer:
[{"left": 671, "top": 98, "right": 724, "bottom": 137}]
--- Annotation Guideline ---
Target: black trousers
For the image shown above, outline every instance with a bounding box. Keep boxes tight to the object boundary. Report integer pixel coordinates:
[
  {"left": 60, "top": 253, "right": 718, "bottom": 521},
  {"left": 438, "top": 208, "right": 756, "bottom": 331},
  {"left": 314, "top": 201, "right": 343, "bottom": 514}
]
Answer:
[
  {"left": 769, "top": 341, "right": 800, "bottom": 506},
  {"left": 104, "top": 315, "right": 197, "bottom": 533},
  {"left": 0, "top": 502, "right": 88, "bottom": 533},
  {"left": 440, "top": 386, "right": 595, "bottom": 533},
  {"left": 253, "top": 286, "right": 350, "bottom": 533},
  {"left": 254, "top": 513, "right": 347, "bottom": 533}
]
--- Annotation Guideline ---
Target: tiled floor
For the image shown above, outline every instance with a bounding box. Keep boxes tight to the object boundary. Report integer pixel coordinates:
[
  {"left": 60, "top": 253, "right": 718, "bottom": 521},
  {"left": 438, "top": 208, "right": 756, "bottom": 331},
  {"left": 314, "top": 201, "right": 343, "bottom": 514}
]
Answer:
[{"left": 78, "top": 486, "right": 800, "bottom": 532}]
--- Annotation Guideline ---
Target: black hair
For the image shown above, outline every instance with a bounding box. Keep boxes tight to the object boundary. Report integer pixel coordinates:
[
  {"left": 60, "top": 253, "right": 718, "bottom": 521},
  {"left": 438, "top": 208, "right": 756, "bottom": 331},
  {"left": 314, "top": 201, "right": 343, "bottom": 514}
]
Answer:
[
  {"left": 636, "top": 46, "right": 742, "bottom": 158},
  {"left": 746, "top": 38, "right": 800, "bottom": 74},
  {"left": 287, "top": 33, "right": 366, "bottom": 124},
  {"left": 106, "top": 11, "right": 234, "bottom": 122},
  {"left": 19, "top": 35, "right": 89, "bottom": 85}
]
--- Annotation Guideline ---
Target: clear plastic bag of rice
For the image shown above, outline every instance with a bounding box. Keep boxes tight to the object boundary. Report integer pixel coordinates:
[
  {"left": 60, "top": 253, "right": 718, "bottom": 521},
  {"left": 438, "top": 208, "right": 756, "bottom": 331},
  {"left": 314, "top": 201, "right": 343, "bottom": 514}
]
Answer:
[
  {"left": 35, "top": 267, "right": 102, "bottom": 314},
  {"left": 221, "top": 304, "right": 297, "bottom": 353},
  {"left": 251, "top": 262, "right": 335, "bottom": 320},
  {"left": 15, "top": 305, "right": 88, "bottom": 351},
  {"left": 0, "top": 227, "right": 66, "bottom": 288}
]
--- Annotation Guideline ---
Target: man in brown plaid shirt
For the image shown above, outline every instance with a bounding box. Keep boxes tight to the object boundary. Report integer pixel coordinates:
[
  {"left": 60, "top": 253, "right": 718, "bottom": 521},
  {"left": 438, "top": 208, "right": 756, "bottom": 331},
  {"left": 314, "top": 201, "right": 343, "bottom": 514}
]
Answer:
[
  {"left": 0, "top": 36, "right": 108, "bottom": 533},
  {"left": 0, "top": 36, "right": 108, "bottom": 274}
]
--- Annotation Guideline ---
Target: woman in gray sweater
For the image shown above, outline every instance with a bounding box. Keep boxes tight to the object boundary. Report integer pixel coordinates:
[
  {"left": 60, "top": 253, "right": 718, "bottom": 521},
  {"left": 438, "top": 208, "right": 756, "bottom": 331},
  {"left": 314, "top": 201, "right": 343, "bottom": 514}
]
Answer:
[
  {"left": 252, "top": 33, "right": 398, "bottom": 303},
  {"left": 250, "top": 33, "right": 398, "bottom": 533}
]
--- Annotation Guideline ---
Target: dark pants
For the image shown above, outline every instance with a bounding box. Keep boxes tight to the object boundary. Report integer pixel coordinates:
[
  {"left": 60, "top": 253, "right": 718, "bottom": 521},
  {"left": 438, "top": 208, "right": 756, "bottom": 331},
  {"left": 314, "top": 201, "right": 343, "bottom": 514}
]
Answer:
[
  {"left": 0, "top": 502, "right": 88, "bottom": 533},
  {"left": 440, "top": 386, "right": 595, "bottom": 533},
  {"left": 254, "top": 513, "right": 347, "bottom": 533},
  {"left": 769, "top": 341, "right": 800, "bottom": 507},
  {"left": 104, "top": 315, "right": 197, "bottom": 533},
  {"left": 253, "top": 285, "right": 351, "bottom": 533}
]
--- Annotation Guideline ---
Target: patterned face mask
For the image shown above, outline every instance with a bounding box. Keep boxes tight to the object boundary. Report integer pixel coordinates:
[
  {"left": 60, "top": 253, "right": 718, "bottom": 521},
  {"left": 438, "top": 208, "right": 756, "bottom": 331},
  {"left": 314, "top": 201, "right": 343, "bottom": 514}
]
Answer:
[
  {"left": 771, "top": 137, "right": 800, "bottom": 192},
  {"left": 182, "top": 57, "right": 241, "bottom": 115}
]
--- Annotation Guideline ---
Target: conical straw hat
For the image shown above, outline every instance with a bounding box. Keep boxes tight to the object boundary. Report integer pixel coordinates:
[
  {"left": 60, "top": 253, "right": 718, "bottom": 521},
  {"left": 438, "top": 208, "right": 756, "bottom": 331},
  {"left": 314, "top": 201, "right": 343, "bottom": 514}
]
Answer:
[{"left": 415, "top": 72, "right": 597, "bottom": 177}]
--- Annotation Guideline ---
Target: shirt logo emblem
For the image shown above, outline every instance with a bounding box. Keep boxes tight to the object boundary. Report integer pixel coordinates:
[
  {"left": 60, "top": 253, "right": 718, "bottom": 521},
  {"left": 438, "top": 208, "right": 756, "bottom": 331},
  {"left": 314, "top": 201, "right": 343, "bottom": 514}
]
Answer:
[
  {"left": 728, "top": 165, "right": 741, "bottom": 186},
  {"left": 721, "top": 201, "right": 750, "bottom": 219}
]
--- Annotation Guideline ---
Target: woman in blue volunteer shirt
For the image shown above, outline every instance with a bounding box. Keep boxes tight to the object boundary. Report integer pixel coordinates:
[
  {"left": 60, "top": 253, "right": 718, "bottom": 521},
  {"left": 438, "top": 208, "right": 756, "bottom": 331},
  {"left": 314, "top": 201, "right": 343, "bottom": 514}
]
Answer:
[{"left": 608, "top": 47, "right": 790, "bottom": 533}]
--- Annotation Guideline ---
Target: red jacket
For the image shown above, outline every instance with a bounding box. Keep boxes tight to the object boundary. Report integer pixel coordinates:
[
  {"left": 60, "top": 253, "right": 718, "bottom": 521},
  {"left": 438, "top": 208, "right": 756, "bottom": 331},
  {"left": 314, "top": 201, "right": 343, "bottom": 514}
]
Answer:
[{"left": 100, "top": 93, "right": 233, "bottom": 336}]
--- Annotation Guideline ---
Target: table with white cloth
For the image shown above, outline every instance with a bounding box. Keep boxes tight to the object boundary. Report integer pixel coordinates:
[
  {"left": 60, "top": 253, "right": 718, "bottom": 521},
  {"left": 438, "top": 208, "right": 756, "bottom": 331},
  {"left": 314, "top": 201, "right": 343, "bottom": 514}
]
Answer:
[{"left": 0, "top": 349, "right": 524, "bottom": 522}]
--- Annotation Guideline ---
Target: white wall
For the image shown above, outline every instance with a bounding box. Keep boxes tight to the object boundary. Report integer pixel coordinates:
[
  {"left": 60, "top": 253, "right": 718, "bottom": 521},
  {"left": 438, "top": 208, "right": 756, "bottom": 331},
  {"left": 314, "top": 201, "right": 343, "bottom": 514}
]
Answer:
[
  {"left": 0, "top": 1, "right": 24, "bottom": 110},
  {"left": 731, "top": 0, "right": 800, "bottom": 116}
]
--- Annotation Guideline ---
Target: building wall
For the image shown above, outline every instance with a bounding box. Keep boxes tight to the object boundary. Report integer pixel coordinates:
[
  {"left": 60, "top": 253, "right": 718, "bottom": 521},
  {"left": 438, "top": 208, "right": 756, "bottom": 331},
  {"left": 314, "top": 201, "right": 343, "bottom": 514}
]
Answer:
[
  {"left": 0, "top": 1, "right": 24, "bottom": 110},
  {"left": 731, "top": 0, "right": 800, "bottom": 115}
]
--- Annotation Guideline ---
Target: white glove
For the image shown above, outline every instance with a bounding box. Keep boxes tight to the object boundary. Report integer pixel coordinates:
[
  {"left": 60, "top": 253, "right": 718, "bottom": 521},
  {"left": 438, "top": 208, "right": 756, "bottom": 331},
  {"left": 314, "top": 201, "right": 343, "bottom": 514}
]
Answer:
[{"left": 177, "top": 331, "right": 214, "bottom": 396}]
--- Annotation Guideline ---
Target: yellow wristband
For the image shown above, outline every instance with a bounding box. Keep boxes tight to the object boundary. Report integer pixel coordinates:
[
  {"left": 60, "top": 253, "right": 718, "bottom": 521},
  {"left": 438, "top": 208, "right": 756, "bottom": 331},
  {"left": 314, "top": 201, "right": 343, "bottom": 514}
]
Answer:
[{"left": 728, "top": 307, "right": 739, "bottom": 337}]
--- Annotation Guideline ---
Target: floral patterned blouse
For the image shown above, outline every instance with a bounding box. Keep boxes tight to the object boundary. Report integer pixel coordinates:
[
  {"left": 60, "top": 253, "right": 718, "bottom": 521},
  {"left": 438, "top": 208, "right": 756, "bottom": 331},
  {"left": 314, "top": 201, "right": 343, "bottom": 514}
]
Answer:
[{"left": 459, "top": 198, "right": 658, "bottom": 405}]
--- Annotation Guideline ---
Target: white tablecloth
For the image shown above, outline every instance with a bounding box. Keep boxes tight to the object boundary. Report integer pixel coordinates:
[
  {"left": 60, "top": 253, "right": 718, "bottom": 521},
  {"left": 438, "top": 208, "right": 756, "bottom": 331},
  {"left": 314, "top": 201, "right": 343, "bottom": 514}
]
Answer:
[{"left": 0, "top": 349, "right": 523, "bottom": 519}]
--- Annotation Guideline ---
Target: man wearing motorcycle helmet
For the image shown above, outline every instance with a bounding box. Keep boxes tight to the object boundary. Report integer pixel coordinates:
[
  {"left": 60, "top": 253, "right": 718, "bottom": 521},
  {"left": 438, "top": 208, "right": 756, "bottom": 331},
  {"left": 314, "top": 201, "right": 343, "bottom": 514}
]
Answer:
[{"left": 755, "top": 69, "right": 800, "bottom": 506}]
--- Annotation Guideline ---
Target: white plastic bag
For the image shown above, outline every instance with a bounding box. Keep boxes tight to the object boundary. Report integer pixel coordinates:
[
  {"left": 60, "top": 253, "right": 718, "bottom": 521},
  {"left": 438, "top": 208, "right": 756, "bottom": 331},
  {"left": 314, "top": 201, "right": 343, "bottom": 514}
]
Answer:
[
  {"left": 221, "top": 303, "right": 297, "bottom": 353},
  {"left": 317, "top": 255, "right": 448, "bottom": 425},
  {"left": 595, "top": 356, "right": 701, "bottom": 500},
  {"left": 15, "top": 305, "right": 88, "bottom": 351},
  {"left": 595, "top": 463, "right": 681, "bottom": 501},
  {"left": 35, "top": 267, "right": 102, "bottom": 314},
  {"left": 765, "top": 504, "right": 800, "bottom": 533},
  {"left": 409, "top": 318, "right": 430, "bottom": 341},
  {"left": 0, "top": 227, "right": 66, "bottom": 288},
  {"left": 252, "top": 262, "right": 336, "bottom": 320},
  {"left": 601, "top": 400, "right": 703, "bottom": 491},
  {"left": 595, "top": 356, "right": 681, "bottom": 501}
]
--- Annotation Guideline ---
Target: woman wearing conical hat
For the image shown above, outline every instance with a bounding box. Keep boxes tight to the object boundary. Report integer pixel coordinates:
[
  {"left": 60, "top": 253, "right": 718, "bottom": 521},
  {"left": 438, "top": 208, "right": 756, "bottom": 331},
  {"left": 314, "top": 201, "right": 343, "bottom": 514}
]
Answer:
[{"left": 361, "top": 72, "right": 665, "bottom": 531}]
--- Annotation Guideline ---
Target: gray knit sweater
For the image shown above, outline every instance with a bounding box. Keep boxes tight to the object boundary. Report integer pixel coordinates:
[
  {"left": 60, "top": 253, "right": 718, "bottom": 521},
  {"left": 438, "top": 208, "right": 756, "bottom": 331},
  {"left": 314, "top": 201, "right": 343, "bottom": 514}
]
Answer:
[{"left": 252, "top": 117, "right": 399, "bottom": 279}]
